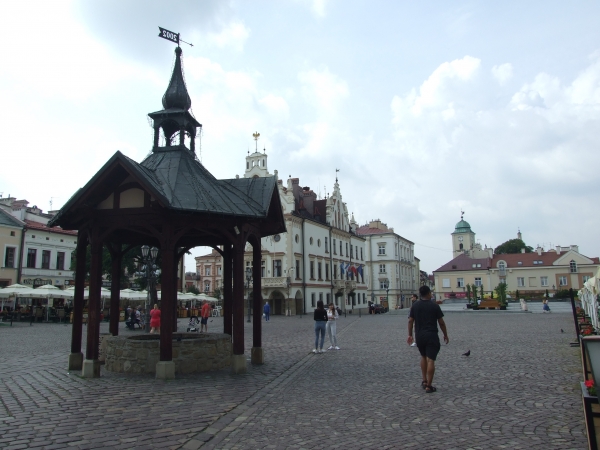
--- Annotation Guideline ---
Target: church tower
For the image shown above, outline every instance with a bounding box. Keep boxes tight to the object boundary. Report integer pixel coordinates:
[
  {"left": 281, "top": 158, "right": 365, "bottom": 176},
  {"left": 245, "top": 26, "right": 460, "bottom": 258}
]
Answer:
[{"left": 452, "top": 212, "right": 476, "bottom": 256}]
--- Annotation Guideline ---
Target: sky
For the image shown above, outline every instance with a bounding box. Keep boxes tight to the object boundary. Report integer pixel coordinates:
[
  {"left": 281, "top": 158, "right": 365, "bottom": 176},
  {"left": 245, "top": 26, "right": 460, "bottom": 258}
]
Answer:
[{"left": 1, "top": 0, "right": 600, "bottom": 274}]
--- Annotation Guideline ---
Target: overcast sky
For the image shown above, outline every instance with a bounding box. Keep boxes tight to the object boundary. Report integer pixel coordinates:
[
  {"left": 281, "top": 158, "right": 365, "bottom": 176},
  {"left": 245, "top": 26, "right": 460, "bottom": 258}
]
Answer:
[{"left": 1, "top": 0, "right": 599, "bottom": 274}]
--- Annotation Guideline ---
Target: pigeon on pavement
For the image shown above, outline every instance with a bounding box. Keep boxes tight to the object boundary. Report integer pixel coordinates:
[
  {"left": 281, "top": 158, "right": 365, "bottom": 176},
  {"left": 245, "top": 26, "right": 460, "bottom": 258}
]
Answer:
[
  {"left": 462, "top": 350, "right": 471, "bottom": 357},
  {"left": 561, "top": 329, "right": 564, "bottom": 333}
]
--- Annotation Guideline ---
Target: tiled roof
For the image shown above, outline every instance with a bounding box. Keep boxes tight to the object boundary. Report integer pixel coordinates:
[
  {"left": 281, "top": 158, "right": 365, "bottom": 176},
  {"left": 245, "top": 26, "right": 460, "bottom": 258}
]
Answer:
[
  {"left": 355, "top": 225, "right": 394, "bottom": 236},
  {"left": 0, "top": 208, "right": 24, "bottom": 228},
  {"left": 492, "top": 251, "right": 599, "bottom": 267},
  {"left": 433, "top": 253, "right": 491, "bottom": 272},
  {"left": 25, "top": 220, "right": 78, "bottom": 236}
]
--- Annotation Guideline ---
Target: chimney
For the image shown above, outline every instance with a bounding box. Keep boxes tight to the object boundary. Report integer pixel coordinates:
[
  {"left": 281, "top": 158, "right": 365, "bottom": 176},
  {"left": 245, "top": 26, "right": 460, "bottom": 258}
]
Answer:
[
  {"left": 570, "top": 245, "right": 579, "bottom": 253},
  {"left": 537, "top": 246, "right": 542, "bottom": 256},
  {"left": 521, "top": 248, "right": 525, "bottom": 253},
  {"left": 556, "top": 245, "right": 561, "bottom": 255}
]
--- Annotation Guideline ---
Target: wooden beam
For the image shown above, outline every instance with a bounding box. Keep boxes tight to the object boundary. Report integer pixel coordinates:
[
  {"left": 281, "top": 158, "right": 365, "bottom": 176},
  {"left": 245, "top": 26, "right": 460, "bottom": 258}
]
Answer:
[
  {"left": 252, "top": 237, "right": 262, "bottom": 349},
  {"left": 159, "top": 228, "right": 175, "bottom": 362},
  {"left": 223, "top": 244, "right": 232, "bottom": 336},
  {"left": 86, "top": 233, "right": 103, "bottom": 360},
  {"left": 232, "top": 242, "right": 245, "bottom": 355},
  {"left": 109, "top": 245, "right": 122, "bottom": 336},
  {"left": 71, "top": 233, "right": 87, "bottom": 354}
]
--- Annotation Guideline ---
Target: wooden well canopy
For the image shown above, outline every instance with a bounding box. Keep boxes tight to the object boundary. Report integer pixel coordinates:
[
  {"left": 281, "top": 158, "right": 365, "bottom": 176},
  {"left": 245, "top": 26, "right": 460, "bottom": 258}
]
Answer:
[{"left": 50, "top": 46, "right": 285, "bottom": 378}]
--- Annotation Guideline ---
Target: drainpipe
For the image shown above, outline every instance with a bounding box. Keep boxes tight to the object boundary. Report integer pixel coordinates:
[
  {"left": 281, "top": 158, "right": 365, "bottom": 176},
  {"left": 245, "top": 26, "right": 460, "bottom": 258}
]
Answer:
[
  {"left": 17, "top": 225, "right": 27, "bottom": 284},
  {"left": 329, "top": 227, "right": 334, "bottom": 307},
  {"left": 301, "top": 218, "right": 306, "bottom": 315}
]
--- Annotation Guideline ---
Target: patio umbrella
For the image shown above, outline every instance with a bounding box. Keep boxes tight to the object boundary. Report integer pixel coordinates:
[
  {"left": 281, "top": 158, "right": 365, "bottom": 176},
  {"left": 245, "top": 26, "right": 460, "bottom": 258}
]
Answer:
[
  {"left": 119, "top": 288, "right": 146, "bottom": 301},
  {"left": 30, "top": 284, "right": 74, "bottom": 321},
  {"left": 0, "top": 284, "right": 35, "bottom": 310}
]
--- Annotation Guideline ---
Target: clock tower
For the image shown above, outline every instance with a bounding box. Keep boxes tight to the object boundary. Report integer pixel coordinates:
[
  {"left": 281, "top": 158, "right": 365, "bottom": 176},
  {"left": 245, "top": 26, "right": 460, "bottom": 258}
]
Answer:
[{"left": 452, "top": 212, "right": 475, "bottom": 256}]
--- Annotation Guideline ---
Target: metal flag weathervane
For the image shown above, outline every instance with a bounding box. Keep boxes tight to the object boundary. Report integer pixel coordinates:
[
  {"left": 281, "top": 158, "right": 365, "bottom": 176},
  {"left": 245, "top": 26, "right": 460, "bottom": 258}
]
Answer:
[{"left": 158, "top": 27, "right": 193, "bottom": 47}]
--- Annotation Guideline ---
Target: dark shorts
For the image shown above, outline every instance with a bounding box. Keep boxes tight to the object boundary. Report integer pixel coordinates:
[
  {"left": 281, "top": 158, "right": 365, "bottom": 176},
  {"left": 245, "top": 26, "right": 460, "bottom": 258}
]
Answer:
[
  {"left": 416, "top": 333, "right": 441, "bottom": 361},
  {"left": 200, "top": 317, "right": 208, "bottom": 325}
]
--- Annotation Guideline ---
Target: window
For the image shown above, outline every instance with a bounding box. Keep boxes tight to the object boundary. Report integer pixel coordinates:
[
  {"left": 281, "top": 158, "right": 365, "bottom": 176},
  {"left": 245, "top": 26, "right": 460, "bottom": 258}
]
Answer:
[
  {"left": 10, "top": 231, "right": 15, "bottom": 237},
  {"left": 474, "top": 277, "right": 482, "bottom": 287},
  {"left": 41, "top": 250, "right": 51, "bottom": 269},
  {"left": 559, "top": 276, "right": 568, "bottom": 286},
  {"left": 325, "top": 237, "right": 328, "bottom": 253},
  {"left": 311, "top": 293, "right": 316, "bottom": 307},
  {"left": 325, "top": 264, "right": 329, "bottom": 280},
  {"left": 273, "top": 260, "right": 282, "bottom": 277},
  {"left": 317, "top": 262, "right": 322, "bottom": 280},
  {"left": 310, "top": 261, "right": 315, "bottom": 279},
  {"left": 360, "top": 248, "right": 363, "bottom": 260},
  {"left": 319, "top": 292, "right": 323, "bottom": 302},
  {"left": 345, "top": 243, "right": 348, "bottom": 256},
  {"left": 56, "top": 252, "right": 65, "bottom": 271},
  {"left": 583, "top": 276, "right": 591, "bottom": 283},
  {"left": 570, "top": 260, "right": 577, "bottom": 273},
  {"left": 204, "top": 281, "right": 210, "bottom": 292},
  {"left": 378, "top": 244, "right": 386, "bottom": 255},
  {"left": 205, "top": 266, "right": 211, "bottom": 276},
  {"left": 310, "top": 237, "right": 313, "bottom": 245},
  {"left": 246, "top": 161, "right": 249, "bottom": 169},
  {"left": 350, "top": 246, "right": 354, "bottom": 258},
  {"left": 317, "top": 239, "right": 321, "bottom": 247},
  {"left": 295, "top": 234, "right": 299, "bottom": 243},
  {"left": 333, "top": 264, "right": 338, "bottom": 279},
  {"left": 339, "top": 241, "right": 343, "bottom": 255},
  {"left": 499, "top": 277, "right": 506, "bottom": 284},
  {"left": 379, "top": 264, "right": 386, "bottom": 273},
  {"left": 498, "top": 262, "right": 506, "bottom": 270},
  {"left": 457, "top": 278, "right": 464, "bottom": 288},
  {"left": 326, "top": 293, "right": 331, "bottom": 303},
  {"left": 517, "top": 261, "right": 522, "bottom": 266},
  {"left": 333, "top": 239, "right": 336, "bottom": 254},
  {"left": 260, "top": 261, "right": 264, "bottom": 277},
  {"left": 517, "top": 277, "right": 525, "bottom": 287},
  {"left": 541, "top": 276, "right": 548, "bottom": 287},
  {"left": 295, "top": 259, "right": 300, "bottom": 279},
  {"left": 379, "top": 281, "right": 387, "bottom": 289},
  {"left": 4, "top": 247, "right": 16, "bottom": 268},
  {"left": 217, "top": 266, "right": 222, "bottom": 276},
  {"left": 442, "top": 278, "right": 450, "bottom": 288},
  {"left": 27, "top": 248, "right": 37, "bottom": 268}
]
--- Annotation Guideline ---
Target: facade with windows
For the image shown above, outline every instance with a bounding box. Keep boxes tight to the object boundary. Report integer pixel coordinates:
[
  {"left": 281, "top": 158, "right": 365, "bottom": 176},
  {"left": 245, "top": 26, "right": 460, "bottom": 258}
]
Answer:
[
  {"left": 433, "top": 217, "right": 600, "bottom": 299},
  {"left": 234, "top": 148, "right": 367, "bottom": 315},
  {"left": 194, "top": 248, "right": 222, "bottom": 296},
  {"left": 0, "top": 208, "right": 24, "bottom": 287},
  {"left": 356, "top": 219, "right": 419, "bottom": 309},
  {"left": 0, "top": 197, "right": 77, "bottom": 288}
]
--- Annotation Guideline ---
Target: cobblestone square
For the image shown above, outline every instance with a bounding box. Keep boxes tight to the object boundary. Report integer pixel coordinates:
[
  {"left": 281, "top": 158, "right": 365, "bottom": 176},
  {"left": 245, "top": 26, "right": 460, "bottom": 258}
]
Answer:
[{"left": 0, "top": 311, "right": 586, "bottom": 449}]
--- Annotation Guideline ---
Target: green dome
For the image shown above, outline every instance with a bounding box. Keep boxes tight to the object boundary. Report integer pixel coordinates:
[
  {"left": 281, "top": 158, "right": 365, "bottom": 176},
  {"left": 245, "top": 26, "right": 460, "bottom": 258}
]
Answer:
[{"left": 454, "top": 219, "right": 472, "bottom": 233}]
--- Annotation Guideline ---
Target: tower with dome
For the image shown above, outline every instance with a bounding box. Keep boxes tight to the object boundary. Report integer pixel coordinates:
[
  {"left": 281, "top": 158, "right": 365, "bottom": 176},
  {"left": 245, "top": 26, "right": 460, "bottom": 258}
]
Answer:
[{"left": 452, "top": 211, "right": 476, "bottom": 257}]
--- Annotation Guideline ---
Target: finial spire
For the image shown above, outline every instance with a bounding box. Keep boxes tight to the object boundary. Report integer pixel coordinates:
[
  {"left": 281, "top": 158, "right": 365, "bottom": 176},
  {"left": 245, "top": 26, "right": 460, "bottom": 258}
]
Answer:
[
  {"left": 335, "top": 168, "right": 340, "bottom": 183},
  {"left": 162, "top": 47, "right": 192, "bottom": 110},
  {"left": 253, "top": 132, "right": 260, "bottom": 152},
  {"left": 460, "top": 210, "right": 465, "bottom": 220}
]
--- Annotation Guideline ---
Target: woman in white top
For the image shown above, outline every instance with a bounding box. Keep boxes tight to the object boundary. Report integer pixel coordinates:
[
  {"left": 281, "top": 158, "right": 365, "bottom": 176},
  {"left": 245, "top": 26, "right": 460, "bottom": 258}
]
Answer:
[{"left": 326, "top": 303, "right": 340, "bottom": 350}]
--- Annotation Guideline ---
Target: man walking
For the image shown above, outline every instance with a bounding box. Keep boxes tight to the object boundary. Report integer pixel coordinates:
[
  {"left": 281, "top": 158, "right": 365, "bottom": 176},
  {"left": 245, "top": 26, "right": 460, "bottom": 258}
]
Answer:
[
  {"left": 200, "top": 300, "right": 211, "bottom": 332},
  {"left": 407, "top": 286, "right": 449, "bottom": 393},
  {"left": 263, "top": 301, "right": 270, "bottom": 321}
]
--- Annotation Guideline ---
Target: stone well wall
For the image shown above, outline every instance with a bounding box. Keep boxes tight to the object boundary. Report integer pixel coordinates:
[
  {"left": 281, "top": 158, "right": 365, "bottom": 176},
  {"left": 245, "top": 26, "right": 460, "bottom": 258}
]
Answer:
[{"left": 104, "top": 333, "right": 232, "bottom": 375}]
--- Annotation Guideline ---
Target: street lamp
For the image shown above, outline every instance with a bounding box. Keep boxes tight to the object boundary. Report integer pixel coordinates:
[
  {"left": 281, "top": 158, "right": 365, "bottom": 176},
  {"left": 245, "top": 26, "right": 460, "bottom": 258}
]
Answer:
[
  {"left": 245, "top": 267, "right": 252, "bottom": 323},
  {"left": 552, "top": 284, "right": 556, "bottom": 298},
  {"left": 141, "top": 245, "right": 159, "bottom": 334},
  {"left": 384, "top": 279, "right": 389, "bottom": 308}
]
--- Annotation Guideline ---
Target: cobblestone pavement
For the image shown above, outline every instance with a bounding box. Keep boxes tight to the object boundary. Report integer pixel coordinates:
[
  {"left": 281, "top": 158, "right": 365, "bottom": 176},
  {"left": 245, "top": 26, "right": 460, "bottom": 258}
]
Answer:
[{"left": 0, "top": 311, "right": 586, "bottom": 449}]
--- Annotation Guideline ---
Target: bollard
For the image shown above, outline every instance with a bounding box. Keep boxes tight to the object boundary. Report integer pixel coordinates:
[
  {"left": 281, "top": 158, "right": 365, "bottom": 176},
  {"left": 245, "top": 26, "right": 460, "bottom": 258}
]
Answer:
[{"left": 359, "top": 308, "right": 361, "bottom": 318}]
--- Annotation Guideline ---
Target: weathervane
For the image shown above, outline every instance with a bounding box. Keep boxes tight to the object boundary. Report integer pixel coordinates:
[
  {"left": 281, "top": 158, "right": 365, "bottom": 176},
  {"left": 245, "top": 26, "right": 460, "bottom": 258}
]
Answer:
[
  {"left": 461, "top": 210, "right": 465, "bottom": 220},
  {"left": 158, "top": 27, "right": 193, "bottom": 47},
  {"left": 253, "top": 131, "right": 260, "bottom": 152},
  {"left": 335, "top": 168, "right": 340, "bottom": 183}
]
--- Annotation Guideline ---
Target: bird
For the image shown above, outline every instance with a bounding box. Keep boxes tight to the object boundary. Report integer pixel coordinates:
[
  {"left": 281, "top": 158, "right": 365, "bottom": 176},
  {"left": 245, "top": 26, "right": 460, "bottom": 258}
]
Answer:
[
  {"left": 561, "top": 329, "right": 564, "bottom": 333},
  {"left": 462, "top": 350, "right": 471, "bottom": 357},
  {"left": 210, "top": 320, "right": 213, "bottom": 322}
]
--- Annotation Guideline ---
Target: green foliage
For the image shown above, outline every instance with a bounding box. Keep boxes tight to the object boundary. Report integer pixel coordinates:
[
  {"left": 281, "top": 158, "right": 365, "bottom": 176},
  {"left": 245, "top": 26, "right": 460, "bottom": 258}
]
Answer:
[
  {"left": 515, "top": 289, "right": 520, "bottom": 300},
  {"left": 555, "top": 288, "right": 571, "bottom": 299},
  {"left": 213, "top": 287, "right": 222, "bottom": 300},
  {"left": 186, "top": 285, "right": 200, "bottom": 295},
  {"left": 495, "top": 282, "right": 508, "bottom": 306},
  {"left": 479, "top": 285, "right": 484, "bottom": 299},
  {"left": 466, "top": 284, "right": 472, "bottom": 302},
  {"left": 545, "top": 289, "right": 549, "bottom": 299},
  {"left": 494, "top": 239, "right": 533, "bottom": 255}
]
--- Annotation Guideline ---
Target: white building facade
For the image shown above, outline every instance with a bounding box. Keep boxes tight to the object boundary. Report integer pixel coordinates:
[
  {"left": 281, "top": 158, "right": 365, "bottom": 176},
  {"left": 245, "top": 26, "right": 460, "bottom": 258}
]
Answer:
[
  {"left": 239, "top": 148, "right": 368, "bottom": 315},
  {"left": 356, "top": 219, "right": 419, "bottom": 309}
]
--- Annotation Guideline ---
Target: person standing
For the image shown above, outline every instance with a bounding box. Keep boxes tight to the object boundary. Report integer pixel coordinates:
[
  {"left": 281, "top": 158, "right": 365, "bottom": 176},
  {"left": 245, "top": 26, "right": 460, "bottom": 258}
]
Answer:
[
  {"left": 263, "top": 301, "right": 270, "bottom": 321},
  {"left": 407, "top": 286, "right": 449, "bottom": 393},
  {"left": 200, "top": 300, "right": 212, "bottom": 332},
  {"left": 149, "top": 304, "right": 161, "bottom": 334},
  {"left": 542, "top": 299, "right": 551, "bottom": 313},
  {"left": 326, "top": 303, "right": 340, "bottom": 350},
  {"left": 313, "top": 300, "right": 327, "bottom": 354},
  {"left": 409, "top": 293, "right": 419, "bottom": 347}
]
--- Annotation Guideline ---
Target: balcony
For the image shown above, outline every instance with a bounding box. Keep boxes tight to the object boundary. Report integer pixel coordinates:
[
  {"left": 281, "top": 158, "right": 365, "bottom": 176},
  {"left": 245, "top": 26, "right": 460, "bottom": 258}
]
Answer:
[
  {"left": 345, "top": 281, "right": 357, "bottom": 292},
  {"left": 261, "top": 277, "right": 289, "bottom": 289}
]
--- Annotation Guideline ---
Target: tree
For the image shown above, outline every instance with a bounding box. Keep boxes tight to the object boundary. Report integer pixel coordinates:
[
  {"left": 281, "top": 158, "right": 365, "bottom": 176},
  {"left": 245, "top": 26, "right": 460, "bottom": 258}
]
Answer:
[
  {"left": 479, "top": 284, "right": 484, "bottom": 300},
  {"left": 213, "top": 287, "right": 222, "bottom": 301},
  {"left": 466, "top": 284, "right": 472, "bottom": 302},
  {"left": 494, "top": 239, "right": 533, "bottom": 255},
  {"left": 495, "top": 282, "right": 508, "bottom": 306},
  {"left": 186, "top": 285, "right": 200, "bottom": 295}
]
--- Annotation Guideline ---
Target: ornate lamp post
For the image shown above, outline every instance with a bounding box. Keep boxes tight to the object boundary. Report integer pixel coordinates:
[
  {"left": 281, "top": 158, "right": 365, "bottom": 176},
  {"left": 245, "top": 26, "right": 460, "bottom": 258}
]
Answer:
[
  {"left": 245, "top": 267, "right": 252, "bottom": 323},
  {"left": 140, "top": 245, "right": 159, "bottom": 334},
  {"left": 385, "top": 280, "right": 390, "bottom": 308}
]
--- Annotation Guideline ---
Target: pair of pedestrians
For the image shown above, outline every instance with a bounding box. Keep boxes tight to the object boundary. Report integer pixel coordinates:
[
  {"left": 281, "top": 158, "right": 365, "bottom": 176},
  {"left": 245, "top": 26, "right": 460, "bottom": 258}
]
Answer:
[{"left": 313, "top": 301, "right": 340, "bottom": 353}]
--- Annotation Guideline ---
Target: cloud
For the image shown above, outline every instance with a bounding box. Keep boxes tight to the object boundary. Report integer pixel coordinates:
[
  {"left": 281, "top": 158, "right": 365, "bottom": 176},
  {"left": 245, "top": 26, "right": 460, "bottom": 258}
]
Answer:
[
  {"left": 297, "top": 0, "right": 330, "bottom": 18},
  {"left": 492, "top": 63, "right": 513, "bottom": 85},
  {"left": 205, "top": 20, "right": 250, "bottom": 51},
  {"left": 298, "top": 67, "right": 349, "bottom": 116}
]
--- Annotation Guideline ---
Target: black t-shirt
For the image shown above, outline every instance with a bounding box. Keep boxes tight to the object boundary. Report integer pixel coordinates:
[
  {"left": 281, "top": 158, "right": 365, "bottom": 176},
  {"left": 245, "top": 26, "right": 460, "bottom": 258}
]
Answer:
[
  {"left": 314, "top": 309, "right": 328, "bottom": 321},
  {"left": 409, "top": 299, "right": 443, "bottom": 335}
]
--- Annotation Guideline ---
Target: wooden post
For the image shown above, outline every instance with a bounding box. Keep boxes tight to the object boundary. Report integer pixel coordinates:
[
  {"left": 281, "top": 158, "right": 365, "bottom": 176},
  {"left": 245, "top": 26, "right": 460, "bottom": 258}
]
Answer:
[
  {"left": 160, "top": 244, "right": 175, "bottom": 362},
  {"left": 252, "top": 240, "right": 262, "bottom": 348},
  {"left": 86, "top": 239, "right": 102, "bottom": 361},
  {"left": 232, "top": 243, "right": 245, "bottom": 355},
  {"left": 69, "top": 234, "right": 87, "bottom": 370},
  {"left": 109, "top": 249, "right": 121, "bottom": 336},
  {"left": 223, "top": 244, "right": 232, "bottom": 336}
]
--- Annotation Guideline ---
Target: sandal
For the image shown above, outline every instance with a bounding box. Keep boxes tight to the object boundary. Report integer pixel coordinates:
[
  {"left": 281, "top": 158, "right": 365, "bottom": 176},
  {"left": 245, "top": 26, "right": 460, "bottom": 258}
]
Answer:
[
  {"left": 421, "top": 380, "right": 428, "bottom": 389},
  {"left": 425, "top": 385, "right": 437, "bottom": 393}
]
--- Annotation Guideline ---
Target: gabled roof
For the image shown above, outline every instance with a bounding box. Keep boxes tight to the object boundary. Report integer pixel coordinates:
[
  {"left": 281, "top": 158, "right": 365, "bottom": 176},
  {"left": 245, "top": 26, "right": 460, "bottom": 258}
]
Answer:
[
  {"left": 0, "top": 208, "right": 24, "bottom": 228},
  {"left": 492, "top": 251, "right": 599, "bottom": 268},
  {"left": 433, "top": 253, "right": 491, "bottom": 272},
  {"left": 25, "top": 220, "right": 77, "bottom": 236}
]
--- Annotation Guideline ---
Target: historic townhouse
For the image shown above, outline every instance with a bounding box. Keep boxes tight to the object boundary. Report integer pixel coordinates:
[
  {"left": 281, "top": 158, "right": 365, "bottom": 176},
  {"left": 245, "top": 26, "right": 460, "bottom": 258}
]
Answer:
[
  {"left": 195, "top": 248, "right": 223, "bottom": 295},
  {"left": 0, "top": 208, "right": 24, "bottom": 287}
]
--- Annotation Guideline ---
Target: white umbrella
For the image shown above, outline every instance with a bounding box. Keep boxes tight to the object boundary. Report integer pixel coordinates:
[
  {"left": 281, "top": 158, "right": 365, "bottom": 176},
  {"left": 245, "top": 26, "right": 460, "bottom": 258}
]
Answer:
[
  {"left": 120, "top": 288, "right": 146, "bottom": 301},
  {"left": 198, "top": 293, "right": 218, "bottom": 303},
  {"left": 30, "top": 284, "right": 73, "bottom": 321},
  {"left": 0, "top": 283, "right": 35, "bottom": 297}
]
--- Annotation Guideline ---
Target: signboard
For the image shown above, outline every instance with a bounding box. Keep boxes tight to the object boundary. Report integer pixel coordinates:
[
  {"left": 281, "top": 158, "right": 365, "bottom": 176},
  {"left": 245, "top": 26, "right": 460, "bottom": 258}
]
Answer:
[
  {"left": 444, "top": 292, "right": 467, "bottom": 299},
  {"left": 23, "top": 278, "right": 52, "bottom": 286}
]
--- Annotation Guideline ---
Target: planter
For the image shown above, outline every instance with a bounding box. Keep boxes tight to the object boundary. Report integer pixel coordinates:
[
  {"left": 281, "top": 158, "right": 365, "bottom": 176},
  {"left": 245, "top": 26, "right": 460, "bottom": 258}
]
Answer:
[
  {"left": 466, "top": 304, "right": 473, "bottom": 309},
  {"left": 500, "top": 306, "right": 507, "bottom": 310},
  {"left": 472, "top": 306, "right": 479, "bottom": 310}
]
